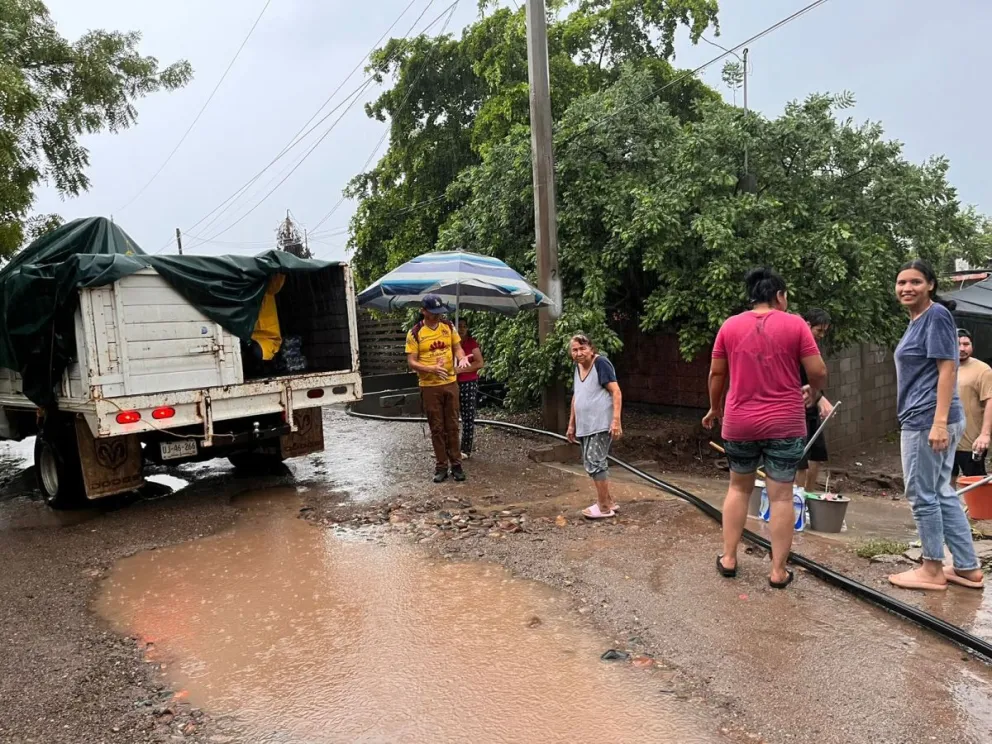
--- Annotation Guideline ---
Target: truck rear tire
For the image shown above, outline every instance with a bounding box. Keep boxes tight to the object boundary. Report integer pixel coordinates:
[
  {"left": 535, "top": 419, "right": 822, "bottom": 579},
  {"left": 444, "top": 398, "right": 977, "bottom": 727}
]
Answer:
[
  {"left": 227, "top": 451, "right": 285, "bottom": 474},
  {"left": 35, "top": 422, "right": 86, "bottom": 510}
]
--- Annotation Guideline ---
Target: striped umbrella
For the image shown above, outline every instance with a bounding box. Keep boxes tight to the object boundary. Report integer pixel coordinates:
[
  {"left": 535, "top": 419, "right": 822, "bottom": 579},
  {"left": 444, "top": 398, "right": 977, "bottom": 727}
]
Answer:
[{"left": 357, "top": 251, "right": 554, "bottom": 316}]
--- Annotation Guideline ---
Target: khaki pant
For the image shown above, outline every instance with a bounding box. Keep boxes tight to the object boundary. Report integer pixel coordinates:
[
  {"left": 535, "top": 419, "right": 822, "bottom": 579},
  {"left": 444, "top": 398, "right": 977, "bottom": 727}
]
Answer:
[{"left": 421, "top": 383, "right": 461, "bottom": 469}]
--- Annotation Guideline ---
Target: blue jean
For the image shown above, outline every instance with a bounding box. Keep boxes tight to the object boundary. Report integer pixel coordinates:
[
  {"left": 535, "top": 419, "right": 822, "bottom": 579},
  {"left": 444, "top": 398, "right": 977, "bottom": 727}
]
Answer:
[{"left": 901, "top": 421, "right": 980, "bottom": 570}]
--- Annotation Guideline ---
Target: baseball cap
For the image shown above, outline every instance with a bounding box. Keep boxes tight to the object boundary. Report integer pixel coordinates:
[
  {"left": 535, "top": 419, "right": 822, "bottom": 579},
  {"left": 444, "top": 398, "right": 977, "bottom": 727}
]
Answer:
[{"left": 421, "top": 294, "right": 452, "bottom": 314}]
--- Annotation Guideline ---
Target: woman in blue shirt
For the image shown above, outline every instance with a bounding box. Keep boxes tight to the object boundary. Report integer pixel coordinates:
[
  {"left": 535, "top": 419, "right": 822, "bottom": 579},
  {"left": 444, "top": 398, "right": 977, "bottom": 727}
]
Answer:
[{"left": 889, "top": 260, "right": 984, "bottom": 591}]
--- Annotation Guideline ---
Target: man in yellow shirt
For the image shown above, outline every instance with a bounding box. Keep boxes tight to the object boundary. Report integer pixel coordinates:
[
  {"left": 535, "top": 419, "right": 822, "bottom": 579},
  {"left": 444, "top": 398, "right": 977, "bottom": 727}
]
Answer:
[
  {"left": 954, "top": 329, "right": 992, "bottom": 477},
  {"left": 406, "top": 294, "right": 471, "bottom": 482}
]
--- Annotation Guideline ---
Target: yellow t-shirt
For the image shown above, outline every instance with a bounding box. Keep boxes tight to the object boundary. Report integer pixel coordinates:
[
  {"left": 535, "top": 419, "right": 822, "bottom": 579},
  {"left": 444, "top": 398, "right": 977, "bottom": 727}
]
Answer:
[
  {"left": 957, "top": 357, "right": 992, "bottom": 452},
  {"left": 405, "top": 321, "right": 461, "bottom": 387},
  {"left": 252, "top": 274, "right": 286, "bottom": 361}
]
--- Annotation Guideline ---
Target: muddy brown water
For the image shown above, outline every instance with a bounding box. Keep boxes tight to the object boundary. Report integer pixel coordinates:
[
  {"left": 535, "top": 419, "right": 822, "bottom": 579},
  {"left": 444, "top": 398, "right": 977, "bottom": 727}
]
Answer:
[{"left": 95, "top": 489, "right": 722, "bottom": 743}]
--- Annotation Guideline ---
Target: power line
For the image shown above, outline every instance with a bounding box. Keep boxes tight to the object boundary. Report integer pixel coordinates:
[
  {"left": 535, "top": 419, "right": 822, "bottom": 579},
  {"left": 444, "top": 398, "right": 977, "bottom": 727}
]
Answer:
[
  {"left": 179, "top": 79, "right": 377, "bottom": 245},
  {"left": 559, "top": 0, "right": 831, "bottom": 148},
  {"left": 309, "top": 1, "right": 460, "bottom": 232},
  {"left": 185, "top": 78, "right": 376, "bottom": 246},
  {"left": 354, "top": 0, "right": 831, "bottom": 227},
  {"left": 116, "top": 0, "right": 274, "bottom": 213},
  {"left": 307, "top": 226, "right": 351, "bottom": 239},
  {"left": 176, "top": 0, "right": 439, "bottom": 245},
  {"left": 184, "top": 79, "right": 374, "bottom": 246}
]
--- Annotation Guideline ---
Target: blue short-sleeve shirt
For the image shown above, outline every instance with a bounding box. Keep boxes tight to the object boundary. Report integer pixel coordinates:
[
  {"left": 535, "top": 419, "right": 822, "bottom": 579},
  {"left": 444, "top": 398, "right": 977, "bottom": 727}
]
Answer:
[{"left": 894, "top": 302, "right": 963, "bottom": 430}]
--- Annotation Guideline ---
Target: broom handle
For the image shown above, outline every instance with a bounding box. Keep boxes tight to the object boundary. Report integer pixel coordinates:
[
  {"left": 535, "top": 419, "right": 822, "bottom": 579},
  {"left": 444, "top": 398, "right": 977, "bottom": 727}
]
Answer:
[
  {"left": 798, "top": 400, "right": 842, "bottom": 463},
  {"left": 708, "top": 400, "right": 841, "bottom": 483},
  {"left": 709, "top": 441, "right": 767, "bottom": 480},
  {"left": 955, "top": 471, "right": 992, "bottom": 498}
]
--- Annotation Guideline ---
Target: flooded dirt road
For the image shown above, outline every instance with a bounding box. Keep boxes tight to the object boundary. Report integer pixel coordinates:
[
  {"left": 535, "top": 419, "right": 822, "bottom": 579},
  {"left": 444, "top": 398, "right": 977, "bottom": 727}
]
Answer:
[
  {"left": 96, "top": 489, "right": 720, "bottom": 743},
  {"left": 2, "top": 408, "right": 992, "bottom": 743}
]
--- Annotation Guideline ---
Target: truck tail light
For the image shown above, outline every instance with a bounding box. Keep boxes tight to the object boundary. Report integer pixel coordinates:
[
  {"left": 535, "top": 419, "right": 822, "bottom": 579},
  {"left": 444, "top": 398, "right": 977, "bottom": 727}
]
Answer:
[
  {"left": 116, "top": 410, "right": 141, "bottom": 424},
  {"left": 152, "top": 407, "right": 176, "bottom": 420},
  {"left": 306, "top": 388, "right": 324, "bottom": 399}
]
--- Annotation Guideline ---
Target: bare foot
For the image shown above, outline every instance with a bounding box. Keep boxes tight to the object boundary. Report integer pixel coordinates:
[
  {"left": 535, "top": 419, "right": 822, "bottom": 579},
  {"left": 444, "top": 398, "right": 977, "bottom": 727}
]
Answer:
[
  {"left": 943, "top": 566, "right": 985, "bottom": 589},
  {"left": 888, "top": 567, "right": 948, "bottom": 591},
  {"left": 719, "top": 554, "right": 737, "bottom": 571}
]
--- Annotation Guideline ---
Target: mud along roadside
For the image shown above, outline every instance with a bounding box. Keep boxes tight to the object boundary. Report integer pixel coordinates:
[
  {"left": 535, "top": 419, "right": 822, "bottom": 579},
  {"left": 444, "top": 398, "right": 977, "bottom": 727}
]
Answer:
[
  {"left": 305, "top": 460, "right": 992, "bottom": 744},
  {"left": 0, "top": 473, "right": 249, "bottom": 744}
]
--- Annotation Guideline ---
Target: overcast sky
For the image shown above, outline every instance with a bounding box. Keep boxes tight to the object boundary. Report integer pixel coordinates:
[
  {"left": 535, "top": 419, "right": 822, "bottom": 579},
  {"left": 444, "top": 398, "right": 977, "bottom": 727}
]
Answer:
[{"left": 32, "top": 0, "right": 992, "bottom": 261}]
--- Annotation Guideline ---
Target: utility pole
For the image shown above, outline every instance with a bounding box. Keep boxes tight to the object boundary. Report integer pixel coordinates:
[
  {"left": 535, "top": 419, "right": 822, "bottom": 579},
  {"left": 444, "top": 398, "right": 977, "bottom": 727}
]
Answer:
[
  {"left": 742, "top": 48, "right": 749, "bottom": 112},
  {"left": 742, "top": 48, "right": 749, "bottom": 176},
  {"left": 738, "top": 47, "right": 756, "bottom": 194},
  {"left": 525, "top": 0, "right": 565, "bottom": 432},
  {"left": 175, "top": 227, "right": 183, "bottom": 255}
]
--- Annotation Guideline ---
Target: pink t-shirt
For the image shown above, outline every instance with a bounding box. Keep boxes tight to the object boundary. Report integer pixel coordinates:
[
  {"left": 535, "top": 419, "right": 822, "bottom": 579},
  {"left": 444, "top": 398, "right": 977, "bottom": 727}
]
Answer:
[
  {"left": 457, "top": 337, "right": 480, "bottom": 382},
  {"left": 712, "top": 310, "right": 820, "bottom": 441}
]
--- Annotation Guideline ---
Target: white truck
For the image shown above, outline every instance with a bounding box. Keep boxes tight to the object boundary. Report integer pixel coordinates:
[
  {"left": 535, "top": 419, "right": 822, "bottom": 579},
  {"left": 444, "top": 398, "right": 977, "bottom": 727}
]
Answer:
[{"left": 0, "top": 263, "right": 362, "bottom": 508}]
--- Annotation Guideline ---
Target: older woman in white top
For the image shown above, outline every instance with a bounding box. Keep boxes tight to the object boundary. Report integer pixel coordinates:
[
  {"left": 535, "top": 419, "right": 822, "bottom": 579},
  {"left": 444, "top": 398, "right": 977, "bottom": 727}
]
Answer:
[{"left": 566, "top": 333, "right": 623, "bottom": 519}]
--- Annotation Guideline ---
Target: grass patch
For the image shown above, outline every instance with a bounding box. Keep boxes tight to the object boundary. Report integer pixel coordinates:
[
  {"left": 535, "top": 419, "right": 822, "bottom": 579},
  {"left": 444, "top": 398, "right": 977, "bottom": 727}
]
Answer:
[{"left": 854, "top": 539, "right": 910, "bottom": 559}]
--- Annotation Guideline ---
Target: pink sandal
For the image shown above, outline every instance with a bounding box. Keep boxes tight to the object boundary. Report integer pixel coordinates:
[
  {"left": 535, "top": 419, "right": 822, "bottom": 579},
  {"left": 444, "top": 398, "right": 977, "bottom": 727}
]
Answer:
[
  {"left": 582, "top": 504, "right": 616, "bottom": 519},
  {"left": 888, "top": 568, "right": 948, "bottom": 592},
  {"left": 943, "top": 567, "right": 985, "bottom": 589}
]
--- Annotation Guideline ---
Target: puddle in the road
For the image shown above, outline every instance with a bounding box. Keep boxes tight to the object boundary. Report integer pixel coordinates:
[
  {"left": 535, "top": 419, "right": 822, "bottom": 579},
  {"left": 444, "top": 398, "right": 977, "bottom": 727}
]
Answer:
[
  {"left": 96, "top": 489, "right": 721, "bottom": 743},
  {"left": 283, "top": 407, "right": 419, "bottom": 501}
]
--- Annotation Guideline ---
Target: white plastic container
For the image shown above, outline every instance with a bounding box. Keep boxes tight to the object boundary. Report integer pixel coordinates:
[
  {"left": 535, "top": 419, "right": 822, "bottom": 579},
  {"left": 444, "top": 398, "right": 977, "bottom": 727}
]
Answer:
[{"left": 759, "top": 485, "right": 808, "bottom": 532}]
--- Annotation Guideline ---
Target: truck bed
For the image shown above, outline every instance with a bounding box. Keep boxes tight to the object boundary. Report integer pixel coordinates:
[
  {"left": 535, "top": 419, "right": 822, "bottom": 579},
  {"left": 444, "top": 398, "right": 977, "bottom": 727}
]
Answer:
[{"left": 0, "top": 265, "right": 362, "bottom": 443}]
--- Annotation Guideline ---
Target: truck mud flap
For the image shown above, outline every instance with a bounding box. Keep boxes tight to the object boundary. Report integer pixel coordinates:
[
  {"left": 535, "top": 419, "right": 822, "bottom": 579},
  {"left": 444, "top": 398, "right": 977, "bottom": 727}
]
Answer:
[
  {"left": 279, "top": 407, "right": 324, "bottom": 459},
  {"left": 74, "top": 417, "right": 145, "bottom": 499}
]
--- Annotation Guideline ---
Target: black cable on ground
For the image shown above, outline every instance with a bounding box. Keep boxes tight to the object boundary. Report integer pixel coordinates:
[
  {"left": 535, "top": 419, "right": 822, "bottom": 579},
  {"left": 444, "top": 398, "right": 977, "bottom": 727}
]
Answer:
[{"left": 346, "top": 407, "right": 992, "bottom": 662}]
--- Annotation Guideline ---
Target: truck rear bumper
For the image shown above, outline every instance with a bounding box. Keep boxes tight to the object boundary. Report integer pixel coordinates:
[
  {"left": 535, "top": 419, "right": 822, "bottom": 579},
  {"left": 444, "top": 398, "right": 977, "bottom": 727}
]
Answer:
[{"left": 78, "top": 370, "right": 361, "bottom": 442}]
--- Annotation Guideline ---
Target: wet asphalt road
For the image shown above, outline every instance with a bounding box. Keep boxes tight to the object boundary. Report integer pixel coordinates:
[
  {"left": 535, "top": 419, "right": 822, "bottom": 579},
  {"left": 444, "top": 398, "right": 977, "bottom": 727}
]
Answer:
[{"left": 1, "top": 407, "right": 990, "bottom": 743}]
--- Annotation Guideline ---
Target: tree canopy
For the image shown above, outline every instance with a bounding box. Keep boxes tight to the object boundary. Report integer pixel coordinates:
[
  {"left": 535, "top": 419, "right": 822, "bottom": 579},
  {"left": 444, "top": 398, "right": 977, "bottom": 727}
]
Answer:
[
  {"left": 0, "top": 0, "right": 192, "bottom": 257},
  {"left": 348, "top": 2, "right": 990, "bottom": 407},
  {"left": 346, "top": 0, "right": 720, "bottom": 290}
]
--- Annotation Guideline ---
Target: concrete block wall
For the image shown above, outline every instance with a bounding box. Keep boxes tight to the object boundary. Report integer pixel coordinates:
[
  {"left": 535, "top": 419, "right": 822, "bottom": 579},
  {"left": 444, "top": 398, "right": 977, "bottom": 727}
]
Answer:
[
  {"left": 612, "top": 324, "right": 899, "bottom": 454},
  {"left": 822, "top": 343, "right": 898, "bottom": 454}
]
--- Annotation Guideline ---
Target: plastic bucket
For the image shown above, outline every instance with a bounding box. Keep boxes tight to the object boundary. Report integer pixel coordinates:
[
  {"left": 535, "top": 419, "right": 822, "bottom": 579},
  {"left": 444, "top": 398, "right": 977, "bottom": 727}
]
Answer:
[
  {"left": 806, "top": 494, "right": 850, "bottom": 533},
  {"left": 749, "top": 480, "right": 764, "bottom": 517},
  {"left": 957, "top": 476, "right": 992, "bottom": 520}
]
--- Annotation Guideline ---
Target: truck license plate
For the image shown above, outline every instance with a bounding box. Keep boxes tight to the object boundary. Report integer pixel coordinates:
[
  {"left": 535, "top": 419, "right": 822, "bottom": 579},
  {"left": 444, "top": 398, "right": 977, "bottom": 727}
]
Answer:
[{"left": 160, "top": 440, "right": 198, "bottom": 461}]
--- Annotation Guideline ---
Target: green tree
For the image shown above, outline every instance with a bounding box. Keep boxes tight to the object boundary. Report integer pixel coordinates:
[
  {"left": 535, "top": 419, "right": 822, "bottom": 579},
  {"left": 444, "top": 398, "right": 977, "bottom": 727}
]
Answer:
[
  {"left": 0, "top": 0, "right": 192, "bottom": 257},
  {"left": 345, "top": 0, "right": 720, "bottom": 288},
  {"left": 720, "top": 60, "right": 742, "bottom": 105},
  {"left": 438, "top": 70, "right": 990, "bottom": 405}
]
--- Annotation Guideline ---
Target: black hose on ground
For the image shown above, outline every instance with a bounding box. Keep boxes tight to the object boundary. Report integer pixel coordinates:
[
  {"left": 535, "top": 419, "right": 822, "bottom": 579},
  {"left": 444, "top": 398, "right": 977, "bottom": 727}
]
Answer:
[{"left": 346, "top": 407, "right": 992, "bottom": 662}]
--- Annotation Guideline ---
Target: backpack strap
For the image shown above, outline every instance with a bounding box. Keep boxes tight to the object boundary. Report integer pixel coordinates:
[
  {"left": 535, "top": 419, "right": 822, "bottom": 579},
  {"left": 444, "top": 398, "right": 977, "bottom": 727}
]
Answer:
[{"left": 411, "top": 319, "right": 426, "bottom": 344}]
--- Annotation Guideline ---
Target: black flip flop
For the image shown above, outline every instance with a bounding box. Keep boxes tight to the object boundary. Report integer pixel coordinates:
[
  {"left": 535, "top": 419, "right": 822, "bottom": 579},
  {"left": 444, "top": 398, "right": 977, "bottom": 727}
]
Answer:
[
  {"left": 716, "top": 555, "right": 737, "bottom": 578},
  {"left": 769, "top": 569, "right": 794, "bottom": 589}
]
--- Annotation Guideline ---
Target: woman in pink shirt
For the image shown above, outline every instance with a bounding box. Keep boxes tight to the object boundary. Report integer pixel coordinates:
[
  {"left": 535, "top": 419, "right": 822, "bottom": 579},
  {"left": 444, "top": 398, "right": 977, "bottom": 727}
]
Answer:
[
  {"left": 703, "top": 268, "right": 827, "bottom": 588},
  {"left": 457, "top": 319, "right": 485, "bottom": 459}
]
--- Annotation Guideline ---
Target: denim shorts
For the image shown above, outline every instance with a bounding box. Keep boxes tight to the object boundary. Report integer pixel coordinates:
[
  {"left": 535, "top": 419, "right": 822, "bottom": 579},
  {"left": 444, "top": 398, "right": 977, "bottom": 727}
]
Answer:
[{"left": 723, "top": 437, "right": 806, "bottom": 483}]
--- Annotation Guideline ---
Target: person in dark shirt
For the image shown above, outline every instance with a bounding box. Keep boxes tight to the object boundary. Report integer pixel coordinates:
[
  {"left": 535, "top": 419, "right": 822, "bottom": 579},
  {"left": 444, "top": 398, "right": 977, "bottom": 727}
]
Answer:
[{"left": 796, "top": 308, "right": 834, "bottom": 492}]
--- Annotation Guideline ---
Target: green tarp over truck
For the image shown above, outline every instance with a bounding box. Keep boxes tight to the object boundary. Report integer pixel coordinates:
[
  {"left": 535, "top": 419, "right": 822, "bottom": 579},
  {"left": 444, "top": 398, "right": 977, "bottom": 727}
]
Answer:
[{"left": 0, "top": 217, "right": 338, "bottom": 407}]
